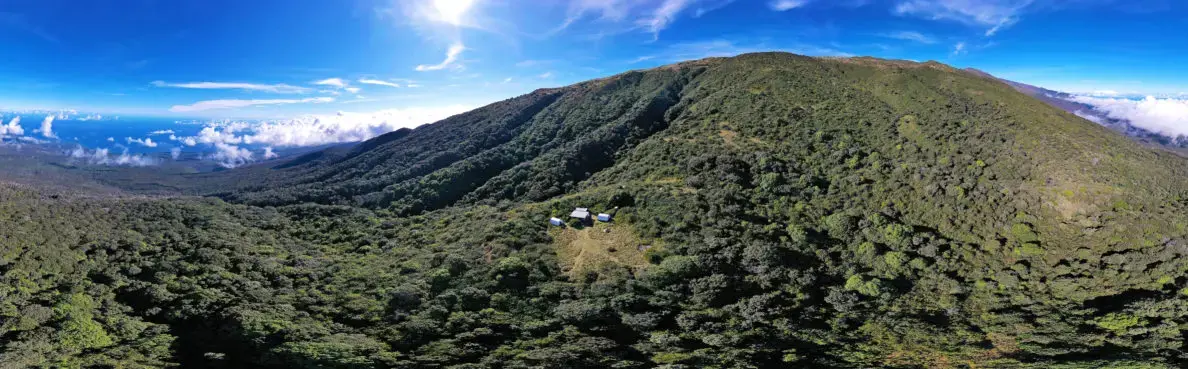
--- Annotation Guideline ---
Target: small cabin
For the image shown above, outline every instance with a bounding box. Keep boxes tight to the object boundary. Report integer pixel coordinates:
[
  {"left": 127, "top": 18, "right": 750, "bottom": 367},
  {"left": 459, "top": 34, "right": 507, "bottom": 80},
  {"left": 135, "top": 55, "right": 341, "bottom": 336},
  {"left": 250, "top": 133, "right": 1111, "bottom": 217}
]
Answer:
[
  {"left": 570, "top": 207, "right": 591, "bottom": 220},
  {"left": 596, "top": 213, "right": 612, "bottom": 222},
  {"left": 549, "top": 217, "right": 564, "bottom": 226}
]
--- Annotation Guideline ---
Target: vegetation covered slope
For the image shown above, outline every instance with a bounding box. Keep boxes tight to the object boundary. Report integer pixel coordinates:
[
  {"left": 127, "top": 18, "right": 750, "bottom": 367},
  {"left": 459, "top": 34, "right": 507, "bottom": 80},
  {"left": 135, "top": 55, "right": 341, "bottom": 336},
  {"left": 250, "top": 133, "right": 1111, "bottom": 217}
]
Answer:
[{"left": 5, "top": 52, "right": 1188, "bottom": 368}]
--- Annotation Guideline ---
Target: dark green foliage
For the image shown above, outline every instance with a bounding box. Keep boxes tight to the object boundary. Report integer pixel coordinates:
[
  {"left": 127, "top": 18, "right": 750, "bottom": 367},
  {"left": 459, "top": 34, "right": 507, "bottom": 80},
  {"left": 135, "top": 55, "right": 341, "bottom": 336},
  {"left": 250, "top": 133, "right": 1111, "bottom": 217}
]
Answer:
[{"left": 5, "top": 52, "right": 1188, "bottom": 368}]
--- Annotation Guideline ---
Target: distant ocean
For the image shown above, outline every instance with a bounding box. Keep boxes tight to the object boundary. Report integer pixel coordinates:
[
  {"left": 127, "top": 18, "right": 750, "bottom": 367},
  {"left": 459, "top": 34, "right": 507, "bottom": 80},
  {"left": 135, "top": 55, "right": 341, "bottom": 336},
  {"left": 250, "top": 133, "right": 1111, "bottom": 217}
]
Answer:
[
  {"left": 0, "top": 114, "right": 322, "bottom": 169},
  {"left": 49, "top": 117, "right": 202, "bottom": 155}
]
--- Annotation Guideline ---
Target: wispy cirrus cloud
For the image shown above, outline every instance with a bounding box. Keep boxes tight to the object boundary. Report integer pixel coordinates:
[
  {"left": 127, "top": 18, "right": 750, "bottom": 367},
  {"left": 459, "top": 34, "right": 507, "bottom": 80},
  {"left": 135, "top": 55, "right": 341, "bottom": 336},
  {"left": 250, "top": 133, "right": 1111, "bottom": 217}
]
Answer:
[
  {"left": 555, "top": 0, "right": 736, "bottom": 39},
  {"left": 0, "top": 12, "right": 58, "bottom": 43},
  {"left": 358, "top": 78, "right": 401, "bottom": 88},
  {"left": 639, "top": 0, "right": 694, "bottom": 39},
  {"left": 313, "top": 78, "right": 348, "bottom": 88},
  {"left": 768, "top": 0, "right": 809, "bottom": 11},
  {"left": 894, "top": 0, "right": 1034, "bottom": 36},
  {"left": 151, "top": 81, "right": 311, "bottom": 93},
  {"left": 880, "top": 30, "right": 937, "bottom": 44},
  {"left": 951, "top": 41, "right": 967, "bottom": 55},
  {"left": 416, "top": 42, "right": 466, "bottom": 71},
  {"left": 169, "top": 97, "right": 335, "bottom": 113}
]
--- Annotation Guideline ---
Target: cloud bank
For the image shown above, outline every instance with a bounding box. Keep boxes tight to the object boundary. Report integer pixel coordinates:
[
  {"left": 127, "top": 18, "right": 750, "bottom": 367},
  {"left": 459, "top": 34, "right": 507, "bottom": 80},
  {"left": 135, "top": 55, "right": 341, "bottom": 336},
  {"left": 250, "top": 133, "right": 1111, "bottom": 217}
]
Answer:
[
  {"left": 170, "top": 105, "right": 470, "bottom": 167},
  {"left": 68, "top": 146, "right": 159, "bottom": 167},
  {"left": 1071, "top": 96, "right": 1188, "bottom": 137}
]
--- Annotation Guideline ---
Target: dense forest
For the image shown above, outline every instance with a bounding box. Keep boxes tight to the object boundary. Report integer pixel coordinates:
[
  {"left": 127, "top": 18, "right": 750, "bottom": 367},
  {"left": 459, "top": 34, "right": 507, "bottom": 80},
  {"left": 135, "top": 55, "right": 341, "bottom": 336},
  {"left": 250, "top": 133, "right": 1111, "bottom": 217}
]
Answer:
[{"left": 5, "top": 52, "right": 1188, "bottom": 368}]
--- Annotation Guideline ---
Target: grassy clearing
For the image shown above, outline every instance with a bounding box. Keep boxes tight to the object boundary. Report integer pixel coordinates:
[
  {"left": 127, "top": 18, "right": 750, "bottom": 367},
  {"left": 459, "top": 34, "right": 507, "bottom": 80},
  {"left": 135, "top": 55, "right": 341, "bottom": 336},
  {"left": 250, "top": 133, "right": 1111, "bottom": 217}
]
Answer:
[{"left": 552, "top": 221, "right": 651, "bottom": 277}]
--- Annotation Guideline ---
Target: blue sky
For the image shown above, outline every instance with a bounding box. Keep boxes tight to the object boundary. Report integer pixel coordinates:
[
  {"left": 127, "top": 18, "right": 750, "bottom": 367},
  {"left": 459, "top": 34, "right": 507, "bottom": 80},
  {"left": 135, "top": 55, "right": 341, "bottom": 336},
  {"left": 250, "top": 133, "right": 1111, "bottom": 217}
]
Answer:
[{"left": 0, "top": 0, "right": 1185, "bottom": 118}]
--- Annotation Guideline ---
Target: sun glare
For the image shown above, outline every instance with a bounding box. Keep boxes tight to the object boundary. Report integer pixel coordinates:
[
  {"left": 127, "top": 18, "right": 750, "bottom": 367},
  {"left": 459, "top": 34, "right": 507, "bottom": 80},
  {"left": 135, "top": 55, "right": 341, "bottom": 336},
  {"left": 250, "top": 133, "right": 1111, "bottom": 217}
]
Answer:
[{"left": 433, "top": 0, "right": 474, "bottom": 26}]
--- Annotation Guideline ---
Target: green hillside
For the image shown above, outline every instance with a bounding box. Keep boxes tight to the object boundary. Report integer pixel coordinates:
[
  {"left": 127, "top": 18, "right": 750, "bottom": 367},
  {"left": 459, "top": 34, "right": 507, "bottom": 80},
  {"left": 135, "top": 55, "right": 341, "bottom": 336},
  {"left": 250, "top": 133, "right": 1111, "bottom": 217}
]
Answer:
[{"left": 5, "top": 52, "right": 1188, "bottom": 368}]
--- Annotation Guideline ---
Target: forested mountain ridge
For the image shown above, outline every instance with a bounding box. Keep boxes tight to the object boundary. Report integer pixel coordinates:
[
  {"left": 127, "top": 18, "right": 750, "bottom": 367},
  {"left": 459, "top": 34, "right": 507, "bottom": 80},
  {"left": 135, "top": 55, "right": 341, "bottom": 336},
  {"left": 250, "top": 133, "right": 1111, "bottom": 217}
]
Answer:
[{"left": 5, "top": 52, "right": 1188, "bottom": 368}]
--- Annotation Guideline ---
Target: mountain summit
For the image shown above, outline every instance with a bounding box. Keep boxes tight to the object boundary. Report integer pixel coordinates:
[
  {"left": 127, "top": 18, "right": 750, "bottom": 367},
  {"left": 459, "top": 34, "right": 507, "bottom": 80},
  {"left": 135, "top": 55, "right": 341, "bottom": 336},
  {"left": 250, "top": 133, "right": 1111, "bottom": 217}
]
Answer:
[{"left": 5, "top": 52, "right": 1188, "bottom": 368}]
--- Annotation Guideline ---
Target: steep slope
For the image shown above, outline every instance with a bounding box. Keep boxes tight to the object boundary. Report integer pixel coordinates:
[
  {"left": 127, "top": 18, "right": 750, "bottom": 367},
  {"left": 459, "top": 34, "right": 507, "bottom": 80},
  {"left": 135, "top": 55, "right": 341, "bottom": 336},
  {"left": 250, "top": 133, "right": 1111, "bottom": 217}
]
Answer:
[{"left": 5, "top": 52, "right": 1188, "bottom": 368}]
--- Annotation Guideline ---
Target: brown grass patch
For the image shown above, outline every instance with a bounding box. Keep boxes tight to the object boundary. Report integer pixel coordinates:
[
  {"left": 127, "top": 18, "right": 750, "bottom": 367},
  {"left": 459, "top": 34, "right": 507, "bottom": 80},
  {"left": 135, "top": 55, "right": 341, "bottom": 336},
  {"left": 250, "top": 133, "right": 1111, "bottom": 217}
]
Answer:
[{"left": 553, "top": 222, "right": 651, "bottom": 277}]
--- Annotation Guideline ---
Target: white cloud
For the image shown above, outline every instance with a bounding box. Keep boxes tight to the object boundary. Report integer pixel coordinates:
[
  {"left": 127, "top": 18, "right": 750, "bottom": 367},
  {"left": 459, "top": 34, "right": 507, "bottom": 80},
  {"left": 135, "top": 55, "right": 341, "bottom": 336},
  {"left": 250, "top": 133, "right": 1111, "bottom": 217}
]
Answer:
[
  {"left": 1070, "top": 96, "right": 1188, "bottom": 138},
  {"left": 68, "top": 146, "right": 159, "bottom": 167},
  {"left": 556, "top": 0, "right": 735, "bottom": 39},
  {"left": 358, "top": 78, "right": 401, "bottom": 88},
  {"left": 194, "top": 125, "right": 245, "bottom": 145},
  {"left": 0, "top": 117, "right": 23, "bottom": 136},
  {"left": 38, "top": 116, "right": 56, "bottom": 139},
  {"left": 313, "top": 78, "right": 348, "bottom": 88},
  {"left": 894, "top": 0, "right": 1033, "bottom": 36},
  {"left": 416, "top": 42, "right": 465, "bottom": 71},
  {"left": 951, "top": 41, "right": 966, "bottom": 55},
  {"left": 126, "top": 137, "right": 159, "bottom": 148},
  {"left": 169, "top": 97, "right": 335, "bottom": 112},
  {"left": 210, "top": 142, "right": 254, "bottom": 168},
  {"left": 769, "top": 0, "right": 808, "bottom": 11},
  {"left": 555, "top": 0, "right": 634, "bottom": 33},
  {"left": 151, "top": 81, "right": 310, "bottom": 94},
  {"left": 639, "top": 0, "right": 693, "bottom": 39},
  {"left": 538, "top": 72, "right": 554, "bottom": 79},
  {"left": 1089, "top": 90, "right": 1119, "bottom": 97},
  {"left": 148, "top": 129, "right": 175, "bottom": 135},
  {"left": 263, "top": 146, "right": 279, "bottom": 159},
  {"left": 171, "top": 147, "right": 182, "bottom": 160},
  {"left": 345, "top": 87, "right": 362, "bottom": 94},
  {"left": 175, "top": 106, "right": 470, "bottom": 149},
  {"left": 106, "top": 137, "right": 115, "bottom": 142},
  {"left": 418, "top": 0, "right": 477, "bottom": 26},
  {"left": 1073, "top": 110, "right": 1103, "bottom": 124},
  {"left": 881, "top": 30, "right": 936, "bottom": 44}
]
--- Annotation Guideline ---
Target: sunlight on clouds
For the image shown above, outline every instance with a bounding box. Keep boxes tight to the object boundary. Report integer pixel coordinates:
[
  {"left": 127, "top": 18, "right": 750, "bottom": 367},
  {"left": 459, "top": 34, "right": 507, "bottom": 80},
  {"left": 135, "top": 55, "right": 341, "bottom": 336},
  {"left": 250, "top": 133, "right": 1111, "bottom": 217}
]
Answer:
[{"left": 433, "top": 0, "right": 475, "bottom": 26}]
